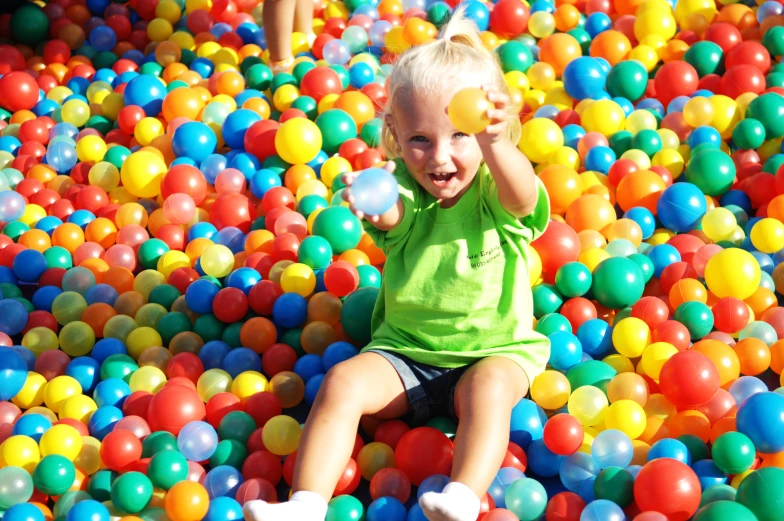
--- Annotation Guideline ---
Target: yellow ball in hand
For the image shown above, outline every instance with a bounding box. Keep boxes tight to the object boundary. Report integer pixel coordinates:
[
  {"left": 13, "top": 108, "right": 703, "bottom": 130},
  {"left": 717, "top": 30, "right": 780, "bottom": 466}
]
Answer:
[{"left": 447, "top": 87, "right": 493, "bottom": 135}]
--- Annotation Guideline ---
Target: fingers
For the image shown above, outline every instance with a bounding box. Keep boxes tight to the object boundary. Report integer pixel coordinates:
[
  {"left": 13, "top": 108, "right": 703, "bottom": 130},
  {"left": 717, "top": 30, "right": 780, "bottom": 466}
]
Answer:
[
  {"left": 487, "top": 108, "right": 507, "bottom": 124},
  {"left": 341, "top": 172, "right": 357, "bottom": 186},
  {"left": 383, "top": 160, "right": 396, "bottom": 172},
  {"left": 348, "top": 203, "right": 364, "bottom": 221},
  {"left": 481, "top": 84, "right": 509, "bottom": 108},
  {"left": 483, "top": 122, "right": 506, "bottom": 137}
]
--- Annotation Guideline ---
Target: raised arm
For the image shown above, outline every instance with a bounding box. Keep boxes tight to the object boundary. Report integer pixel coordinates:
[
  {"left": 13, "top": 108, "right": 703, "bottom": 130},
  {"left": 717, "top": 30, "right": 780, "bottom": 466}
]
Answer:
[{"left": 341, "top": 161, "right": 405, "bottom": 231}]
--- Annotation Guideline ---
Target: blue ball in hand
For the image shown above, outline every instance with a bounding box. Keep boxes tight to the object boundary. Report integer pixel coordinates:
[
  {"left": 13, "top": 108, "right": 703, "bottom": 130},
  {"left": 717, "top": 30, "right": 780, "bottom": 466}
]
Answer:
[{"left": 351, "top": 167, "right": 399, "bottom": 216}]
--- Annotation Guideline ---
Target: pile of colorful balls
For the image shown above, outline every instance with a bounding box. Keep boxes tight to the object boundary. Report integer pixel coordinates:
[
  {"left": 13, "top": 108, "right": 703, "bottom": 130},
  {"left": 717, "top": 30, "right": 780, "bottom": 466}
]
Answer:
[{"left": 1, "top": 0, "right": 784, "bottom": 520}]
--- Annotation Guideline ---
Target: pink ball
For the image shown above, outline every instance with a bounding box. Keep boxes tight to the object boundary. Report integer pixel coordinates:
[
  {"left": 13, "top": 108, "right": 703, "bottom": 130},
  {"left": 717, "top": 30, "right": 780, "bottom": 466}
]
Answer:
[
  {"left": 163, "top": 193, "right": 196, "bottom": 225},
  {"left": 104, "top": 244, "right": 136, "bottom": 270},
  {"left": 215, "top": 168, "right": 246, "bottom": 195}
]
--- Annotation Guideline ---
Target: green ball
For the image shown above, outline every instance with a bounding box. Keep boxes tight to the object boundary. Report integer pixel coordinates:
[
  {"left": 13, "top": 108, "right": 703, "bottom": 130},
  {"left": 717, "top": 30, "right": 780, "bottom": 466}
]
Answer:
[
  {"left": 683, "top": 41, "right": 724, "bottom": 77},
  {"left": 298, "top": 195, "right": 328, "bottom": 219},
  {"left": 138, "top": 239, "right": 170, "bottom": 270},
  {"left": 104, "top": 146, "right": 130, "bottom": 170},
  {"left": 554, "top": 262, "right": 592, "bottom": 298},
  {"left": 357, "top": 264, "right": 381, "bottom": 289},
  {"left": 693, "top": 501, "right": 757, "bottom": 521},
  {"left": 591, "top": 257, "right": 645, "bottom": 309},
  {"left": 505, "top": 478, "right": 547, "bottom": 521},
  {"left": 0, "top": 283, "right": 22, "bottom": 300},
  {"left": 426, "top": 416, "right": 457, "bottom": 438},
  {"left": 148, "top": 450, "right": 188, "bottom": 490},
  {"left": 240, "top": 56, "right": 263, "bottom": 75},
  {"left": 315, "top": 109, "right": 358, "bottom": 155},
  {"left": 732, "top": 118, "right": 766, "bottom": 150},
  {"left": 746, "top": 92, "right": 784, "bottom": 139},
  {"left": 298, "top": 236, "right": 333, "bottom": 269},
  {"left": 291, "top": 95, "right": 318, "bottom": 120},
  {"left": 86, "top": 469, "right": 118, "bottom": 503},
  {"left": 100, "top": 354, "right": 139, "bottom": 381},
  {"left": 11, "top": 4, "right": 49, "bottom": 46},
  {"left": 263, "top": 155, "right": 290, "bottom": 174},
  {"left": 0, "top": 466, "right": 32, "bottom": 509},
  {"left": 293, "top": 62, "right": 317, "bottom": 84},
  {"left": 700, "top": 484, "right": 736, "bottom": 508},
  {"left": 535, "top": 313, "right": 572, "bottom": 336},
  {"left": 674, "top": 301, "right": 714, "bottom": 339},
  {"left": 763, "top": 26, "right": 784, "bottom": 57},
  {"left": 86, "top": 115, "right": 113, "bottom": 135},
  {"left": 684, "top": 148, "right": 736, "bottom": 197},
  {"left": 3, "top": 221, "right": 30, "bottom": 241},
  {"left": 711, "top": 432, "right": 755, "bottom": 475},
  {"left": 567, "top": 28, "right": 591, "bottom": 55},
  {"left": 329, "top": 65, "right": 350, "bottom": 90},
  {"left": 270, "top": 72, "right": 297, "bottom": 93},
  {"left": 13, "top": 297, "right": 33, "bottom": 314},
  {"left": 142, "top": 432, "right": 178, "bottom": 458},
  {"left": 532, "top": 283, "right": 563, "bottom": 317},
  {"left": 427, "top": 2, "right": 451, "bottom": 27},
  {"left": 767, "top": 71, "right": 784, "bottom": 89},
  {"left": 280, "top": 327, "right": 304, "bottom": 356},
  {"left": 148, "top": 284, "right": 181, "bottom": 310},
  {"left": 222, "top": 322, "right": 243, "bottom": 348},
  {"left": 628, "top": 253, "right": 654, "bottom": 283},
  {"left": 566, "top": 360, "right": 617, "bottom": 392},
  {"left": 608, "top": 130, "right": 633, "bottom": 157},
  {"left": 764, "top": 153, "right": 784, "bottom": 174},
  {"left": 606, "top": 60, "right": 649, "bottom": 102},
  {"left": 135, "top": 303, "right": 168, "bottom": 329},
  {"left": 53, "top": 491, "right": 92, "bottom": 519},
  {"left": 245, "top": 64, "right": 273, "bottom": 90},
  {"left": 594, "top": 466, "right": 634, "bottom": 507},
  {"left": 43, "top": 246, "right": 72, "bottom": 270},
  {"left": 111, "top": 472, "right": 153, "bottom": 513},
  {"left": 180, "top": 49, "right": 196, "bottom": 67},
  {"left": 326, "top": 495, "right": 364, "bottom": 521},
  {"left": 360, "top": 118, "right": 383, "bottom": 148},
  {"left": 218, "top": 411, "right": 256, "bottom": 444},
  {"left": 140, "top": 62, "right": 163, "bottom": 77},
  {"left": 632, "top": 128, "right": 663, "bottom": 157},
  {"left": 496, "top": 41, "right": 534, "bottom": 73},
  {"left": 677, "top": 434, "right": 709, "bottom": 463},
  {"left": 312, "top": 206, "right": 362, "bottom": 254},
  {"left": 209, "top": 439, "right": 249, "bottom": 469},
  {"left": 340, "top": 287, "right": 378, "bottom": 344},
  {"left": 157, "top": 312, "right": 192, "bottom": 345},
  {"left": 33, "top": 455, "right": 75, "bottom": 496},
  {"left": 193, "top": 314, "right": 226, "bottom": 343}
]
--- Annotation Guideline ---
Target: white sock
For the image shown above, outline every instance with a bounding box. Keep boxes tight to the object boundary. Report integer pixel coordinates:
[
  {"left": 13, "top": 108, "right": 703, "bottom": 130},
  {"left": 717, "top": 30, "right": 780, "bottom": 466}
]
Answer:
[
  {"left": 419, "top": 481, "right": 481, "bottom": 521},
  {"left": 243, "top": 491, "right": 328, "bottom": 521}
]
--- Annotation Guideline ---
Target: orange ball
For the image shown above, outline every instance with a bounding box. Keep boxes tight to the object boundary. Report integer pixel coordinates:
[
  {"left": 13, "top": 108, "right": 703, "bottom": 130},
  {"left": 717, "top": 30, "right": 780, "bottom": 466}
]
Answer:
[
  {"left": 52, "top": 222, "right": 85, "bottom": 253},
  {"left": 745, "top": 287, "right": 777, "bottom": 318},
  {"left": 554, "top": 4, "right": 581, "bottom": 31},
  {"left": 669, "top": 278, "right": 708, "bottom": 310},
  {"left": 538, "top": 165, "right": 582, "bottom": 215},
  {"left": 616, "top": 170, "right": 667, "bottom": 213},
  {"left": 85, "top": 217, "right": 118, "bottom": 249},
  {"left": 284, "top": 164, "right": 317, "bottom": 194},
  {"left": 402, "top": 17, "right": 429, "bottom": 45},
  {"left": 733, "top": 338, "right": 771, "bottom": 376},
  {"left": 334, "top": 91, "right": 375, "bottom": 128},
  {"left": 213, "top": 70, "right": 245, "bottom": 97},
  {"left": 103, "top": 266, "right": 136, "bottom": 294},
  {"left": 239, "top": 317, "right": 278, "bottom": 354},
  {"left": 19, "top": 229, "right": 52, "bottom": 252},
  {"left": 691, "top": 339, "right": 740, "bottom": 387},
  {"left": 667, "top": 410, "right": 711, "bottom": 442},
  {"left": 245, "top": 230, "right": 275, "bottom": 255},
  {"left": 565, "top": 194, "right": 617, "bottom": 233},
  {"left": 338, "top": 249, "right": 370, "bottom": 267},
  {"left": 81, "top": 303, "right": 116, "bottom": 337},
  {"left": 164, "top": 481, "right": 210, "bottom": 521},
  {"left": 538, "top": 33, "right": 582, "bottom": 76},
  {"left": 161, "top": 88, "right": 206, "bottom": 122},
  {"left": 357, "top": 233, "right": 385, "bottom": 266},
  {"left": 770, "top": 339, "right": 784, "bottom": 375},
  {"left": 589, "top": 30, "right": 632, "bottom": 65}
]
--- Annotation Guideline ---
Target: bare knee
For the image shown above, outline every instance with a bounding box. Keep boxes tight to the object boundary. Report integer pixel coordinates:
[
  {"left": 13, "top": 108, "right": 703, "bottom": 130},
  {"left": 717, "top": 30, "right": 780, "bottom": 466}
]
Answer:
[
  {"left": 317, "top": 362, "right": 365, "bottom": 406},
  {"left": 456, "top": 361, "right": 528, "bottom": 410}
]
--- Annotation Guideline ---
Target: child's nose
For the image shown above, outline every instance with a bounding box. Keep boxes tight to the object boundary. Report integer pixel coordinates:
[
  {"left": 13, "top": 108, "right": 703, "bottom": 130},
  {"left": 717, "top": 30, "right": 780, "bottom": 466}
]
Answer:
[{"left": 430, "top": 141, "right": 451, "bottom": 165}]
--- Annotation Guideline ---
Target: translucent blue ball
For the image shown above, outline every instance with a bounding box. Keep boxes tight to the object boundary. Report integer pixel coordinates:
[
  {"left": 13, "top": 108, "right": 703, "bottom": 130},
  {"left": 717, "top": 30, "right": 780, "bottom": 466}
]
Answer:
[
  {"left": 351, "top": 167, "right": 399, "bottom": 216},
  {"left": 203, "top": 465, "right": 243, "bottom": 499},
  {"left": 591, "top": 429, "right": 633, "bottom": 469}
]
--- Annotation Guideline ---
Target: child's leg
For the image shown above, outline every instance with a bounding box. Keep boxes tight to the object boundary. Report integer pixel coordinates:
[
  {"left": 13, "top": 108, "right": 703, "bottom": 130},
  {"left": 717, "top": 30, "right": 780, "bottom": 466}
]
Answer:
[
  {"left": 243, "top": 352, "right": 409, "bottom": 521},
  {"left": 293, "top": 0, "right": 314, "bottom": 37},
  {"left": 419, "top": 357, "right": 529, "bottom": 521},
  {"left": 262, "top": 0, "right": 297, "bottom": 65}
]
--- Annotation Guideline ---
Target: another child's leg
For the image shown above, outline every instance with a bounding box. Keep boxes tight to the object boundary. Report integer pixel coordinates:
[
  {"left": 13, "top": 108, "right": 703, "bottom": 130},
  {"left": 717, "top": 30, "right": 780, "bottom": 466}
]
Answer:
[
  {"left": 244, "top": 352, "right": 409, "bottom": 521},
  {"left": 419, "top": 357, "right": 529, "bottom": 521},
  {"left": 262, "top": 0, "right": 297, "bottom": 67},
  {"left": 293, "top": 0, "right": 315, "bottom": 42}
]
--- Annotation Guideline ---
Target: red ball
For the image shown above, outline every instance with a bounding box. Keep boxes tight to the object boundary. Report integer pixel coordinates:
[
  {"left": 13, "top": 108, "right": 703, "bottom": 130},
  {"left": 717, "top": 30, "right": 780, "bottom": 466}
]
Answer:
[
  {"left": 370, "top": 467, "right": 411, "bottom": 503},
  {"left": 658, "top": 350, "right": 720, "bottom": 408},
  {"left": 633, "top": 459, "right": 701, "bottom": 521},
  {"left": 235, "top": 478, "right": 277, "bottom": 505},
  {"left": 248, "top": 280, "right": 283, "bottom": 316},
  {"left": 531, "top": 221, "right": 580, "bottom": 283},
  {"left": 160, "top": 164, "right": 208, "bottom": 206},
  {"left": 651, "top": 320, "right": 690, "bottom": 351},
  {"left": 261, "top": 343, "right": 298, "bottom": 377},
  {"left": 501, "top": 441, "right": 528, "bottom": 473},
  {"left": 631, "top": 297, "right": 670, "bottom": 329},
  {"left": 168, "top": 267, "right": 200, "bottom": 294},
  {"left": 156, "top": 224, "right": 185, "bottom": 251},
  {"left": 703, "top": 22, "right": 741, "bottom": 53},
  {"left": 166, "top": 352, "right": 204, "bottom": 383},
  {"left": 54, "top": 418, "right": 89, "bottom": 437},
  {"left": 338, "top": 138, "right": 368, "bottom": 165},
  {"left": 394, "top": 427, "right": 454, "bottom": 486},
  {"left": 242, "top": 450, "right": 283, "bottom": 484},
  {"left": 543, "top": 414, "right": 584, "bottom": 455},
  {"left": 323, "top": 260, "right": 359, "bottom": 297},
  {"left": 721, "top": 64, "right": 766, "bottom": 98},
  {"left": 23, "top": 311, "right": 58, "bottom": 335},
  {"left": 665, "top": 234, "right": 704, "bottom": 265},
  {"left": 100, "top": 429, "right": 143, "bottom": 472},
  {"left": 374, "top": 420, "right": 411, "bottom": 451},
  {"left": 244, "top": 120, "right": 280, "bottom": 162},
  {"left": 122, "top": 391, "right": 153, "bottom": 419},
  {"left": 282, "top": 450, "right": 297, "bottom": 486},
  {"left": 653, "top": 61, "right": 699, "bottom": 106},
  {"left": 712, "top": 297, "right": 749, "bottom": 334},
  {"left": 489, "top": 0, "right": 529, "bottom": 38},
  {"left": 210, "top": 193, "right": 256, "bottom": 233},
  {"left": 212, "top": 287, "right": 249, "bottom": 323},
  {"left": 333, "top": 457, "right": 361, "bottom": 496},
  {"left": 35, "top": 350, "right": 69, "bottom": 380},
  {"left": 146, "top": 384, "right": 207, "bottom": 435},
  {"left": 725, "top": 40, "right": 771, "bottom": 74},
  {"left": 545, "top": 491, "right": 586, "bottom": 521},
  {"left": 560, "top": 297, "right": 597, "bottom": 333},
  {"left": 0, "top": 72, "right": 39, "bottom": 112},
  {"left": 261, "top": 186, "right": 296, "bottom": 213},
  {"left": 118, "top": 105, "right": 145, "bottom": 134},
  {"left": 244, "top": 392, "right": 282, "bottom": 428},
  {"left": 0, "top": 44, "right": 25, "bottom": 74},
  {"left": 300, "top": 67, "right": 343, "bottom": 103}
]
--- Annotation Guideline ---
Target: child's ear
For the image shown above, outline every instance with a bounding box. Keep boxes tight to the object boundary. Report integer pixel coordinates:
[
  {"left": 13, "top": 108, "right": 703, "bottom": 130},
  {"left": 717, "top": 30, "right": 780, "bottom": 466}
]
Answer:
[{"left": 384, "top": 114, "right": 398, "bottom": 143}]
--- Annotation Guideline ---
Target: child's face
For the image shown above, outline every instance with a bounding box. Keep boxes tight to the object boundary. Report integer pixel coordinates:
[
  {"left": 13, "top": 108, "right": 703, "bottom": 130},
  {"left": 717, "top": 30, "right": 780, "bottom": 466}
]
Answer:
[{"left": 391, "top": 88, "right": 483, "bottom": 208}]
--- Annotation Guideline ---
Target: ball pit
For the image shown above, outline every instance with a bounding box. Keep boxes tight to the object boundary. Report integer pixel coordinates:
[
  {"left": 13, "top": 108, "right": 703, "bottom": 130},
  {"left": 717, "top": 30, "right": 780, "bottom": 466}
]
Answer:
[{"left": 1, "top": 0, "right": 784, "bottom": 520}]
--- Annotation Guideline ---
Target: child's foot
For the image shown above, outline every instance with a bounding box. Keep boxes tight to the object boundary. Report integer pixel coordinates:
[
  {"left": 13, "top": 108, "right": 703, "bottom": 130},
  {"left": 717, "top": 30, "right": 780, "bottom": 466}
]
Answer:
[
  {"left": 270, "top": 57, "right": 295, "bottom": 74},
  {"left": 419, "top": 482, "right": 480, "bottom": 521},
  {"left": 243, "top": 491, "right": 328, "bottom": 521}
]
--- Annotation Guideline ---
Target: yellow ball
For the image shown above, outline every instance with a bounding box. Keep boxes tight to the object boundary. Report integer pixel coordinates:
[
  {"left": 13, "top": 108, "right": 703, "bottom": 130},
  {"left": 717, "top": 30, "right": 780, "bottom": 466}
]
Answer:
[
  {"left": 134, "top": 269, "right": 166, "bottom": 300},
  {"left": 76, "top": 135, "right": 108, "bottom": 163},
  {"left": 40, "top": 424, "right": 83, "bottom": 460},
  {"left": 530, "top": 370, "right": 571, "bottom": 410},
  {"left": 61, "top": 99, "right": 90, "bottom": 127},
  {"left": 603, "top": 399, "right": 647, "bottom": 439},
  {"left": 275, "top": 118, "right": 323, "bottom": 165},
  {"left": 157, "top": 250, "right": 191, "bottom": 279},
  {"left": 129, "top": 366, "right": 168, "bottom": 393},
  {"left": 262, "top": 415, "right": 301, "bottom": 456},
  {"left": 280, "top": 263, "right": 316, "bottom": 297},
  {"left": 357, "top": 442, "right": 395, "bottom": 481},
  {"left": 231, "top": 371, "right": 269, "bottom": 404},
  {"left": 88, "top": 162, "right": 120, "bottom": 191},
  {"left": 704, "top": 248, "right": 761, "bottom": 300},
  {"left": 579, "top": 247, "right": 611, "bottom": 273},
  {"left": 0, "top": 435, "right": 40, "bottom": 472},
  {"left": 581, "top": 100, "right": 627, "bottom": 137},
  {"left": 197, "top": 369, "right": 234, "bottom": 402},
  {"left": 272, "top": 84, "right": 300, "bottom": 112},
  {"left": 12, "top": 371, "right": 47, "bottom": 409},
  {"left": 528, "top": 247, "right": 542, "bottom": 286},
  {"left": 201, "top": 244, "right": 235, "bottom": 278},
  {"left": 709, "top": 95, "right": 741, "bottom": 139},
  {"left": 682, "top": 97, "right": 715, "bottom": 128},
  {"left": 59, "top": 395, "right": 98, "bottom": 425},
  {"left": 126, "top": 327, "right": 164, "bottom": 360},
  {"left": 519, "top": 118, "right": 564, "bottom": 163},
  {"left": 612, "top": 317, "right": 651, "bottom": 358},
  {"left": 750, "top": 218, "right": 784, "bottom": 254},
  {"left": 120, "top": 151, "right": 168, "bottom": 198},
  {"left": 640, "top": 342, "right": 679, "bottom": 381},
  {"left": 567, "top": 385, "right": 608, "bottom": 427},
  {"left": 19, "top": 204, "right": 46, "bottom": 227},
  {"left": 701, "top": 207, "right": 736, "bottom": 242},
  {"left": 447, "top": 87, "right": 493, "bottom": 135},
  {"left": 73, "top": 436, "right": 102, "bottom": 476},
  {"left": 625, "top": 109, "right": 658, "bottom": 134},
  {"left": 22, "top": 327, "right": 59, "bottom": 355},
  {"left": 43, "top": 375, "right": 82, "bottom": 414},
  {"left": 134, "top": 117, "right": 165, "bottom": 147}
]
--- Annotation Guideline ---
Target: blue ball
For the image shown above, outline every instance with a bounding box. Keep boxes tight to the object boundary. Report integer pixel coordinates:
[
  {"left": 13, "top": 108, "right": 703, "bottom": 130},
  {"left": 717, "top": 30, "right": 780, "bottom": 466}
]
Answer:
[
  {"left": 203, "top": 465, "right": 243, "bottom": 499},
  {"left": 93, "top": 378, "right": 132, "bottom": 409},
  {"left": 736, "top": 391, "right": 784, "bottom": 453},
  {"left": 487, "top": 467, "right": 524, "bottom": 508},
  {"left": 0, "top": 266, "right": 16, "bottom": 285},
  {"left": 272, "top": 293, "right": 308, "bottom": 328},
  {"left": 201, "top": 154, "right": 228, "bottom": 185},
  {"left": 186, "top": 279, "right": 221, "bottom": 315},
  {"left": 65, "top": 500, "right": 109, "bottom": 521},
  {"left": 12, "top": 413, "right": 51, "bottom": 442},
  {"left": 585, "top": 12, "right": 611, "bottom": 37},
  {"left": 688, "top": 125, "right": 722, "bottom": 149},
  {"left": 229, "top": 152, "right": 260, "bottom": 179},
  {"left": 189, "top": 222, "right": 219, "bottom": 242},
  {"left": 648, "top": 438, "right": 691, "bottom": 465},
  {"left": 322, "top": 342, "right": 358, "bottom": 372},
  {"left": 216, "top": 227, "right": 245, "bottom": 254},
  {"left": 720, "top": 190, "right": 752, "bottom": 214},
  {"left": 560, "top": 451, "right": 599, "bottom": 492},
  {"left": 581, "top": 499, "right": 625, "bottom": 521},
  {"left": 351, "top": 167, "right": 399, "bottom": 216},
  {"left": 576, "top": 319, "right": 613, "bottom": 357},
  {"left": 349, "top": 62, "right": 375, "bottom": 89},
  {"left": 67, "top": 209, "right": 95, "bottom": 228},
  {"left": 729, "top": 376, "right": 767, "bottom": 405},
  {"left": 367, "top": 497, "right": 406, "bottom": 521},
  {"left": 563, "top": 57, "right": 607, "bottom": 101},
  {"left": 32, "top": 285, "right": 62, "bottom": 312},
  {"left": 178, "top": 421, "right": 219, "bottom": 462},
  {"left": 0, "top": 346, "right": 26, "bottom": 401},
  {"left": 199, "top": 340, "right": 232, "bottom": 370},
  {"left": 223, "top": 347, "right": 262, "bottom": 378},
  {"left": 4, "top": 503, "right": 46, "bottom": 521},
  {"left": 46, "top": 141, "right": 78, "bottom": 173},
  {"left": 647, "top": 244, "right": 681, "bottom": 278},
  {"left": 304, "top": 373, "right": 324, "bottom": 406},
  {"left": 12, "top": 249, "right": 47, "bottom": 283},
  {"left": 510, "top": 398, "right": 547, "bottom": 449},
  {"left": 691, "top": 459, "right": 728, "bottom": 490},
  {"left": 11, "top": 346, "right": 35, "bottom": 371},
  {"left": 91, "top": 338, "right": 127, "bottom": 364},
  {"left": 417, "top": 474, "right": 450, "bottom": 499},
  {"left": 656, "top": 182, "right": 707, "bottom": 233},
  {"left": 66, "top": 356, "right": 101, "bottom": 393},
  {"left": 591, "top": 429, "right": 633, "bottom": 469},
  {"left": 548, "top": 331, "right": 583, "bottom": 371},
  {"left": 623, "top": 207, "right": 655, "bottom": 239},
  {"left": 87, "top": 405, "right": 123, "bottom": 440},
  {"left": 204, "top": 497, "right": 244, "bottom": 521},
  {"left": 527, "top": 438, "right": 564, "bottom": 477},
  {"left": 172, "top": 122, "right": 218, "bottom": 163},
  {"left": 221, "top": 109, "right": 262, "bottom": 150},
  {"left": 562, "top": 124, "right": 586, "bottom": 150},
  {"left": 226, "top": 268, "right": 261, "bottom": 295},
  {"left": 294, "top": 354, "right": 325, "bottom": 383},
  {"left": 89, "top": 25, "right": 117, "bottom": 52},
  {"left": 85, "top": 284, "right": 119, "bottom": 306},
  {"left": 250, "top": 169, "right": 283, "bottom": 198},
  {"left": 407, "top": 504, "right": 429, "bottom": 521},
  {"left": 123, "top": 74, "right": 167, "bottom": 116},
  {"left": 584, "top": 145, "right": 616, "bottom": 174},
  {"left": 35, "top": 216, "right": 63, "bottom": 234}
]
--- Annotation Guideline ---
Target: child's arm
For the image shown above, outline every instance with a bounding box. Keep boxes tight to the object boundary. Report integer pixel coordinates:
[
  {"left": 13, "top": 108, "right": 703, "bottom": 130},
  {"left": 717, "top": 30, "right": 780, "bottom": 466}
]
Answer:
[
  {"left": 341, "top": 161, "right": 405, "bottom": 231},
  {"left": 475, "top": 86, "right": 539, "bottom": 218}
]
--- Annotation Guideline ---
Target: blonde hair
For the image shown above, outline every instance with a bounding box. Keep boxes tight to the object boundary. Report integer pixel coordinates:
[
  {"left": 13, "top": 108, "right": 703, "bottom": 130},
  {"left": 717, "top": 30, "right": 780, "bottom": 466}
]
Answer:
[{"left": 381, "top": 6, "right": 521, "bottom": 159}]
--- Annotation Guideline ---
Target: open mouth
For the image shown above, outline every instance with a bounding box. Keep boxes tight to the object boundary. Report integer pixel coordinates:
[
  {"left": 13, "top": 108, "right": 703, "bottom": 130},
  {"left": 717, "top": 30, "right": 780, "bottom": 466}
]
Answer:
[{"left": 428, "top": 172, "right": 456, "bottom": 188}]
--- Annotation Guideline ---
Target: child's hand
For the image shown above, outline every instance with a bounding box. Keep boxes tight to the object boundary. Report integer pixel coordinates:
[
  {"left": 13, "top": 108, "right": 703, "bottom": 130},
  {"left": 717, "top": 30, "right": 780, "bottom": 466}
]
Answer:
[
  {"left": 476, "top": 84, "right": 510, "bottom": 145},
  {"left": 341, "top": 160, "right": 397, "bottom": 223}
]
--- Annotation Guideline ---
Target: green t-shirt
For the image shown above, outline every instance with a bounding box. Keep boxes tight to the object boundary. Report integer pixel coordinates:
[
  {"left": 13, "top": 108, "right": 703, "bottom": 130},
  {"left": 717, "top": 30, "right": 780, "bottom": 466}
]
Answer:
[{"left": 361, "top": 159, "right": 551, "bottom": 383}]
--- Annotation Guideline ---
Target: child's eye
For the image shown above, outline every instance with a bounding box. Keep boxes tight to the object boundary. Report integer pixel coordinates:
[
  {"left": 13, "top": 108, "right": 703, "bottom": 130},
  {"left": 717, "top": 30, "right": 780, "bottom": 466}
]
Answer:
[
  {"left": 410, "top": 135, "right": 428, "bottom": 143},
  {"left": 453, "top": 132, "right": 467, "bottom": 139}
]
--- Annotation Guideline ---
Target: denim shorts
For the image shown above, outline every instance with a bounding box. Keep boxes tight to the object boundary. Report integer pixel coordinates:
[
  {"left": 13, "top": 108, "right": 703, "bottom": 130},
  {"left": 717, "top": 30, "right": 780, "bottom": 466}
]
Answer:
[{"left": 367, "top": 349, "right": 472, "bottom": 427}]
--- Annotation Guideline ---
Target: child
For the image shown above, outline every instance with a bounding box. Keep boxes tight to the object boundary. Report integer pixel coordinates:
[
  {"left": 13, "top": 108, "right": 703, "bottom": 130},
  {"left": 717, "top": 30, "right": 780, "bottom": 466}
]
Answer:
[
  {"left": 244, "top": 8, "right": 551, "bottom": 521},
  {"left": 262, "top": 0, "right": 315, "bottom": 73}
]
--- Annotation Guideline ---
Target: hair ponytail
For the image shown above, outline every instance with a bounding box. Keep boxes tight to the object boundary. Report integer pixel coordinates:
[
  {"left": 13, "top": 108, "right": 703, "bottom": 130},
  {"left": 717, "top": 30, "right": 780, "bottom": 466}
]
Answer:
[{"left": 381, "top": 6, "right": 522, "bottom": 159}]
